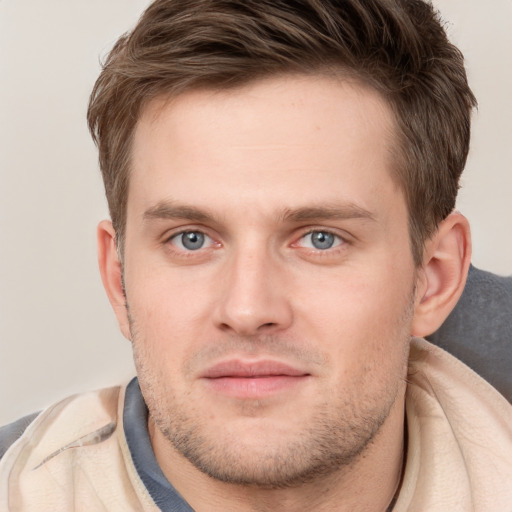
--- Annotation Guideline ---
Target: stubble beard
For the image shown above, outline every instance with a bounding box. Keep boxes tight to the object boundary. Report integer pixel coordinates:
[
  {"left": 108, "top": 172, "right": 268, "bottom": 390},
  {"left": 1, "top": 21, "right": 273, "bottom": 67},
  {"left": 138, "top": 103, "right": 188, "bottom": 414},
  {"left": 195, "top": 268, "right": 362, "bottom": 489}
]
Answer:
[
  {"left": 149, "top": 382, "right": 398, "bottom": 489},
  {"left": 130, "top": 317, "right": 412, "bottom": 490}
]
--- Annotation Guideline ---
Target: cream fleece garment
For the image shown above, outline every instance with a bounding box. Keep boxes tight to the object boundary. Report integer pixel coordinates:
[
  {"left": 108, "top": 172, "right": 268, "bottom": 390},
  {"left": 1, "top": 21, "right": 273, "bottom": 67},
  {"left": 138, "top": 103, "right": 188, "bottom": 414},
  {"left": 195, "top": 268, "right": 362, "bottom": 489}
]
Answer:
[
  {"left": 1, "top": 338, "right": 511, "bottom": 511},
  {"left": 394, "top": 338, "right": 512, "bottom": 511}
]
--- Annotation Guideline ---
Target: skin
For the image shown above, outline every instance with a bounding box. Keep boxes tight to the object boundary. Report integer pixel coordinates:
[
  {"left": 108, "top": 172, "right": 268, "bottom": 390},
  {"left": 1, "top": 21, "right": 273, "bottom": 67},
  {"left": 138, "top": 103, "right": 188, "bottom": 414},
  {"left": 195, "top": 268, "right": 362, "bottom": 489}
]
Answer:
[{"left": 98, "top": 74, "right": 471, "bottom": 511}]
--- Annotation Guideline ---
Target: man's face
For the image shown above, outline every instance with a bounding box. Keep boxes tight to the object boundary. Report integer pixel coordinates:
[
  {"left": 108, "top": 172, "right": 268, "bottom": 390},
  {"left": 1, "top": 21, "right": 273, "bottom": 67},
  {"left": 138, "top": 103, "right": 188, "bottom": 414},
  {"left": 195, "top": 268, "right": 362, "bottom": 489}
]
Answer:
[{"left": 122, "top": 75, "right": 419, "bottom": 486}]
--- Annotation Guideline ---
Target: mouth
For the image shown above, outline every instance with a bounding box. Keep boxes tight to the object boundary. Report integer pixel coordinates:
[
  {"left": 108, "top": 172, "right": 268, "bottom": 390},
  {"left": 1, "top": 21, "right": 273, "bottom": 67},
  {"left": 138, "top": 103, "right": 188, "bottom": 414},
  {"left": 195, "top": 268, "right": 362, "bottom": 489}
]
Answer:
[{"left": 200, "top": 360, "right": 311, "bottom": 399}]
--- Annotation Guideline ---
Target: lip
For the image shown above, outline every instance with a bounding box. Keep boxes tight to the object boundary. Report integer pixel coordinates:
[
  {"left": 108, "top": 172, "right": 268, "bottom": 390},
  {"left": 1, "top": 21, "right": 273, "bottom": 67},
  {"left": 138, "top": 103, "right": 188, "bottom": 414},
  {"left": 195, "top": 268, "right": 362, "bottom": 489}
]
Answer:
[
  {"left": 201, "top": 360, "right": 309, "bottom": 379},
  {"left": 200, "top": 359, "right": 311, "bottom": 399}
]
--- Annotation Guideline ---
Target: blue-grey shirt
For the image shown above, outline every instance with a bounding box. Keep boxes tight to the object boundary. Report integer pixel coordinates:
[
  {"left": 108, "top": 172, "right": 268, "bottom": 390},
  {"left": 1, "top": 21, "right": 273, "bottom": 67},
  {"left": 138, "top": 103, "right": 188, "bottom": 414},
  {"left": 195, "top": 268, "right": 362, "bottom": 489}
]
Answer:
[{"left": 123, "top": 377, "right": 193, "bottom": 511}]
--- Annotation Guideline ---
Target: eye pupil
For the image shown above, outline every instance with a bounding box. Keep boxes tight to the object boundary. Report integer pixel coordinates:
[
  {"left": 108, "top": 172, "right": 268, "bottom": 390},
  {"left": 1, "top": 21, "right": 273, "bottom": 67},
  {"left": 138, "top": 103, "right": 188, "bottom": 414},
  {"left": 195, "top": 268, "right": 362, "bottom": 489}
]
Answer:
[
  {"left": 182, "top": 232, "right": 205, "bottom": 250},
  {"left": 311, "top": 231, "right": 335, "bottom": 250}
]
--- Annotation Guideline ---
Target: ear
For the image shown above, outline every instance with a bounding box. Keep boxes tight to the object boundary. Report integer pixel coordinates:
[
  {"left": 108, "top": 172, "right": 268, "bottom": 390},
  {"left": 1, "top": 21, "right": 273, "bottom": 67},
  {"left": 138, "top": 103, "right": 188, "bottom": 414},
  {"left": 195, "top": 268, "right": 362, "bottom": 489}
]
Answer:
[
  {"left": 411, "top": 212, "right": 471, "bottom": 337},
  {"left": 97, "top": 220, "right": 131, "bottom": 340}
]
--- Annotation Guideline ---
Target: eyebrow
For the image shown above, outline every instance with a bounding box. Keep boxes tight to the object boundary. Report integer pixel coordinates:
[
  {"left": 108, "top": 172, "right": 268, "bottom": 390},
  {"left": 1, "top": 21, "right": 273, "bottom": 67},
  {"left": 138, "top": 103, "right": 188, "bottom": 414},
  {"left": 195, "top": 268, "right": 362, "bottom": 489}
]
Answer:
[
  {"left": 143, "top": 202, "right": 217, "bottom": 223},
  {"left": 280, "top": 204, "right": 376, "bottom": 223},
  {"left": 143, "top": 201, "right": 376, "bottom": 225}
]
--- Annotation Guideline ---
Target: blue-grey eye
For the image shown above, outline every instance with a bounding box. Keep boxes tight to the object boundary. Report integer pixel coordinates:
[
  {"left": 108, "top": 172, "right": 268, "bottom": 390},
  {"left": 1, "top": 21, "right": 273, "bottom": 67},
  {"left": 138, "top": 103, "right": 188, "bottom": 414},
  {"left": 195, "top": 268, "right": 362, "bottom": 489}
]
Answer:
[
  {"left": 172, "top": 231, "right": 208, "bottom": 251},
  {"left": 301, "top": 231, "right": 342, "bottom": 250}
]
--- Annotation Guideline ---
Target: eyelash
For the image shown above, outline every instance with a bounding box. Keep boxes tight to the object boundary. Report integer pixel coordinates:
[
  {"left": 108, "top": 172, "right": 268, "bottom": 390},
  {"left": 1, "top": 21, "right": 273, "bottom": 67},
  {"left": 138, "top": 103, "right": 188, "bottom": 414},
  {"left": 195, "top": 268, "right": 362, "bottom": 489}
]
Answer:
[
  {"left": 296, "top": 229, "right": 345, "bottom": 250},
  {"left": 165, "top": 229, "right": 219, "bottom": 256},
  {"left": 163, "top": 227, "right": 350, "bottom": 259}
]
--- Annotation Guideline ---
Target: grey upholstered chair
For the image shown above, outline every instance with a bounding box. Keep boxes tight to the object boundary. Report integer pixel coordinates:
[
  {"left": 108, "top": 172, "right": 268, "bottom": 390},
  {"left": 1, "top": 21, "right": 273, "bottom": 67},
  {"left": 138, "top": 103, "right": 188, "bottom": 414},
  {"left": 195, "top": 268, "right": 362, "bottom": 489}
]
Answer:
[{"left": 428, "top": 265, "right": 512, "bottom": 402}]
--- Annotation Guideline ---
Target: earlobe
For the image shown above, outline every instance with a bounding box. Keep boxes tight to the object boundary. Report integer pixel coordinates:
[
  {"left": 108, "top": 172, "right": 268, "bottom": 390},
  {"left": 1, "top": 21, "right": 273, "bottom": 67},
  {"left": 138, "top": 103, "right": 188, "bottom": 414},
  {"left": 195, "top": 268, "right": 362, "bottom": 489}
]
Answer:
[
  {"left": 411, "top": 212, "right": 471, "bottom": 337},
  {"left": 97, "top": 220, "right": 131, "bottom": 340}
]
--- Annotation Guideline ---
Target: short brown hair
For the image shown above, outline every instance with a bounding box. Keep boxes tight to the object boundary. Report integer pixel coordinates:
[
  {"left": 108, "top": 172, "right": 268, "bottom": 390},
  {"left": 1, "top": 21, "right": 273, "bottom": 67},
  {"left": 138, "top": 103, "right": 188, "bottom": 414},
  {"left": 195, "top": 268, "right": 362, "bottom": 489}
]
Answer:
[{"left": 87, "top": 0, "right": 476, "bottom": 265}]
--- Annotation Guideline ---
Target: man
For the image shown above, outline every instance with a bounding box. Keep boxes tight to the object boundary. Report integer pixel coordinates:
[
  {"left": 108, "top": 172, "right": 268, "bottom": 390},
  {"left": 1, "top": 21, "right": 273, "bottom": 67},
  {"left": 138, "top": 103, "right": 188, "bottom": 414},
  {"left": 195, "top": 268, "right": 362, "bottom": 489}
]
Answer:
[{"left": 1, "top": 0, "right": 511, "bottom": 510}]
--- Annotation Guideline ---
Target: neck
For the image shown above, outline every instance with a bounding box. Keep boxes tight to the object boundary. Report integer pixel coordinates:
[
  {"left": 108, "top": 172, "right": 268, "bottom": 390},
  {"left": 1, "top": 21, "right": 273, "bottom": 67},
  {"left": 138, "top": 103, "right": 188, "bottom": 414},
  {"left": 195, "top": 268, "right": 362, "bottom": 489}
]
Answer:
[{"left": 149, "top": 391, "right": 406, "bottom": 512}]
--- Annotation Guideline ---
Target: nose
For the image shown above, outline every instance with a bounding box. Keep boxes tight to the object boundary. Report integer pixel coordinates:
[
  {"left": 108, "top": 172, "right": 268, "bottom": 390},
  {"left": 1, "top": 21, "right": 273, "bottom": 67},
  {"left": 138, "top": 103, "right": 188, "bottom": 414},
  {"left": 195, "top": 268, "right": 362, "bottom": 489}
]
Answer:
[{"left": 214, "top": 245, "right": 293, "bottom": 336}]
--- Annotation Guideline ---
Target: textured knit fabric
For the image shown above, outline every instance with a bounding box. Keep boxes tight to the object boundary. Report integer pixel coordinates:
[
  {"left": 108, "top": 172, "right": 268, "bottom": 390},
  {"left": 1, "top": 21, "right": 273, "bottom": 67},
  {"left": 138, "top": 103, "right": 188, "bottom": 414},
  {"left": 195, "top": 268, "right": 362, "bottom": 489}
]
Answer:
[
  {"left": 428, "top": 265, "right": 512, "bottom": 402},
  {"left": 1, "top": 338, "right": 512, "bottom": 511}
]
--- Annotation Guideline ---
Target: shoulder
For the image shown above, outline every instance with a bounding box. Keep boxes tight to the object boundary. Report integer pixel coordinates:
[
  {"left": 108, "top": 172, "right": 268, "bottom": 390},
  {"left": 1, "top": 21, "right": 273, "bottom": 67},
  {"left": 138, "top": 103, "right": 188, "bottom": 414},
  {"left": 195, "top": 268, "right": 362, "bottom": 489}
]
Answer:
[
  {"left": 1, "top": 386, "right": 123, "bottom": 465},
  {"left": 0, "top": 412, "right": 40, "bottom": 461},
  {"left": 0, "top": 384, "right": 160, "bottom": 511},
  {"left": 399, "top": 338, "right": 512, "bottom": 510}
]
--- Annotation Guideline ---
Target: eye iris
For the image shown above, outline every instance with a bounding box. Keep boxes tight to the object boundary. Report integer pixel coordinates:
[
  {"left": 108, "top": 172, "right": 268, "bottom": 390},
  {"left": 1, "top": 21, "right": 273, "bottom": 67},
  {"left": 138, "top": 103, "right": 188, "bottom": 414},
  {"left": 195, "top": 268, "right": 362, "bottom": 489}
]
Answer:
[
  {"left": 182, "top": 232, "right": 205, "bottom": 250},
  {"left": 311, "top": 231, "right": 334, "bottom": 250}
]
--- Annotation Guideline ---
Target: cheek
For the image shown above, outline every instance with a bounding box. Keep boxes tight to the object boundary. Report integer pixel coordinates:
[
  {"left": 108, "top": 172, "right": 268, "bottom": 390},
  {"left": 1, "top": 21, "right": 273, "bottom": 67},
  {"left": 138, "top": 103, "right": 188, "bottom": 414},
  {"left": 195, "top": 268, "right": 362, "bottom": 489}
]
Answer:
[
  {"left": 127, "top": 260, "right": 208, "bottom": 319},
  {"left": 293, "top": 263, "right": 414, "bottom": 371},
  {"left": 125, "top": 266, "right": 220, "bottom": 374},
  {"left": 298, "top": 266, "right": 413, "bottom": 329}
]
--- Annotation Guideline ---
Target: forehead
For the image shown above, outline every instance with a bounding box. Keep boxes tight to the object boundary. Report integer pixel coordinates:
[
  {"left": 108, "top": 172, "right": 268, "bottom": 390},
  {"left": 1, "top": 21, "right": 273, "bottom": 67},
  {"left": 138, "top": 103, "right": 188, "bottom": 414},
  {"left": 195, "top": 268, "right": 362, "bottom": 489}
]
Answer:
[{"left": 129, "top": 74, "right": 401, "bottom": 222}]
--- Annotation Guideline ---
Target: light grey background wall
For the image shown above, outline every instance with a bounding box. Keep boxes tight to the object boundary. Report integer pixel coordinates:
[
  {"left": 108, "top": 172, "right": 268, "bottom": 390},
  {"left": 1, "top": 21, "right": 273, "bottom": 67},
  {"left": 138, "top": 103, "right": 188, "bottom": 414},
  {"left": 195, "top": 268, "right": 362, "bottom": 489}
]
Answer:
[{"left": 1, "top": 0, "right": 511, "bottom": 425}]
